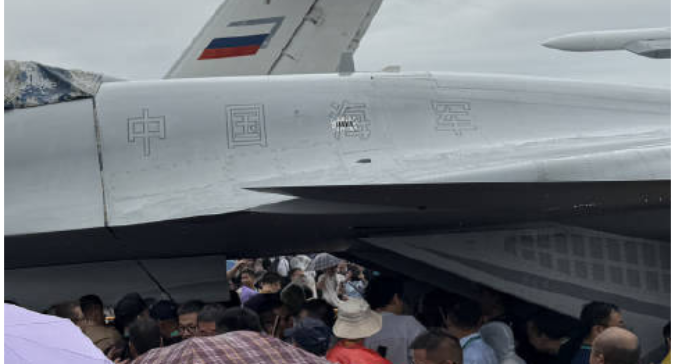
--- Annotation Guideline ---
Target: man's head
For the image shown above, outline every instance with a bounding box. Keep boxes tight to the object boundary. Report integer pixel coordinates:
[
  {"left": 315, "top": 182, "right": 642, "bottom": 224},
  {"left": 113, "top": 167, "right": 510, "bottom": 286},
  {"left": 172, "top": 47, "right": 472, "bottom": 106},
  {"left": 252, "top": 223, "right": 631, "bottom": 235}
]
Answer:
[
  {"left": 114, "top": 293, "right": 149, "bottom": 335},
  {"left": 437, "top": 294, "right": 483, "bottom": 339},
  {"left": 289, "top": 268, "right": 304, "bottom": 282},
  {"left": 177, "top": 300, "right": 204, "bottom": 340},
  {"left": 300, "top": 299, "right": 336, "bottom": 328},
  {"left": 256, "top": 296, "right": 286, "bottom": 335},
  {"left": 411, "top": 328, "right": 463, "bottom": 364},
  {"left": 590, "top": 327, "right": 640, "bottom": 364},
  {"left": 240, "top": 269, "right": 256, "bottom": 289},
  {"left": 527, "top": 310, "right": 577, "bottom": 355},
  {"left": 281, "top": 283, "right": 309, "bottom": 317},
  {"left": 259, "top": 272, "right": 283, "bottom": 294},
  {"left": 79, "top": 294, "right": 105, "bottom": 325},
  {"left": 581, "top": 302, "right": 624, "bottom": 343},
  {"left": 52, "top": 301, "right": 84, "bottom": 326},
  {"left": 149, "top": 300, "right": 179, "bottom": 342},
  {"left": 364, "top": 277, "right": 404, "bottom": 315},
  {"left": 128, "top": 317, "right": 162, "bottom": 359},
  {"left": 337, "top": 261, "right": 348, "bottom": 274},
  {"left": 216, "top": 307, "right": 262, "bottom": 333},
  {"left": 197, "top": 303, "right": 228, "bottom": 337}
]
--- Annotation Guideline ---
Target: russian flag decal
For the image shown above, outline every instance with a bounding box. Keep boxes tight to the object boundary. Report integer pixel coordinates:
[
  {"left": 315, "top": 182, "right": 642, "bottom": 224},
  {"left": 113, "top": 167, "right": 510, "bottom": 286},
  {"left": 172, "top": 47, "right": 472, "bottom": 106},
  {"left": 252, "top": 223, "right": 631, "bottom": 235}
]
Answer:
[{"left": 198, "top": 34, "right": 269, "bottom": 60}]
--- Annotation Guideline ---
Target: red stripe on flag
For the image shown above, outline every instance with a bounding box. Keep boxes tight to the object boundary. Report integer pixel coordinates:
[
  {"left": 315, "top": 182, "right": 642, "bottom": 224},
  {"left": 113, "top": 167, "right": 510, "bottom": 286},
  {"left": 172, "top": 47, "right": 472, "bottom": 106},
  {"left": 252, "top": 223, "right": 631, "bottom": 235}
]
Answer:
[{"left": 198, "top": 45, "right": 261, "bottom": 60}]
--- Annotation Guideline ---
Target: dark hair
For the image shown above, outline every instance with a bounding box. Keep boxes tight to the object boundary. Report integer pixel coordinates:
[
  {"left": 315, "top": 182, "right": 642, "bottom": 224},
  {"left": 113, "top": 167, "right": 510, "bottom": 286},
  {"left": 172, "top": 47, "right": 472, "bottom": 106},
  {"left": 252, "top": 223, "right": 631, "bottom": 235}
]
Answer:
[
  {"left": 580, "top": 302, "right": 619, "bottom": 330},
  {"left": 198, "top": 303, "right": 228, "bottom": 324},
  {"left": 217, "top": 307, "right": 262, "bottom": 333},
  {"left": 364, "top": 277, "right": 404, "bottom": 310},
  {"left": 79, "top": 294, "right": 104, "bottom": 315},
  {"left": 410, "top": 328, "right": 462, "bottom": 363},
  {"left": 260, "top": 272, "right": 282, "bottom": 286},
  {"left": 177, "top": 300, "right": 204, "bottom": 316},
  {"left": 530, "top": 309, "right": 578, "bottom": 339},
  {"left": 262, "top": 258, "right": 272, "bottom": 271},
  {"left": 302, "top": 299, "right": 336, "bottom": 328},
  {"left": 149, "top": 300, "right": 178, "bottom": 321},
  {"left": 114, "top": 293, "right": 148, "bottom": 333},
  {"left": 439, "top": 294, "right": 482, "bottom": 330},
  {"left": 128, "top": 318, "right": 161, "bottom": 357},
  {"left": 281, "top": 283, "right": 308, "bottom": 317},
  {"left": 256, "top": 296, "right": 284, "bottom": 316},
  {"left": 557, "top": 302, "right": 620, "bottom": 364},
  {"left": 52, "top": 301, "right": 81, "bottom": 323}
]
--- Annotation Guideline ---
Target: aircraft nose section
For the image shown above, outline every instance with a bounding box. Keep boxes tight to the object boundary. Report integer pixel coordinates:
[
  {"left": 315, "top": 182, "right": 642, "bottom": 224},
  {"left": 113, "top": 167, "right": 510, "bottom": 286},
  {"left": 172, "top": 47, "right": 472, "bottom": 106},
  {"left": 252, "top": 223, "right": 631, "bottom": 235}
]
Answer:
[
  {"left": 542, "top": 33, "right": 593, "bottom": 52},
  {"left": 543, "top": 36, "right": 579, "bottom": 51}
]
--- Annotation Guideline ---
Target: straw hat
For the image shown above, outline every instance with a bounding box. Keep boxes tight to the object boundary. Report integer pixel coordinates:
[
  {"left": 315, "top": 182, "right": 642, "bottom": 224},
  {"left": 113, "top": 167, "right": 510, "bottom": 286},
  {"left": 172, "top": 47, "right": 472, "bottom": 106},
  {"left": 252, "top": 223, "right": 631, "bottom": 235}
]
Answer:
[{"left": 333, "top": 298, "right": 382, "bottom": 339}]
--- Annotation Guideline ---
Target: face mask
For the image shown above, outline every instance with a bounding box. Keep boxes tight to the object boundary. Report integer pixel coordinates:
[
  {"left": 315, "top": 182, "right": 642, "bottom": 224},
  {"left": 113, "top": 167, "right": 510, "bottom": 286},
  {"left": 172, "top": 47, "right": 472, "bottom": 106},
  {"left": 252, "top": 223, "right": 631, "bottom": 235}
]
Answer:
[{"left": 170, "top": 330, "right": 181, "bottom": 338}]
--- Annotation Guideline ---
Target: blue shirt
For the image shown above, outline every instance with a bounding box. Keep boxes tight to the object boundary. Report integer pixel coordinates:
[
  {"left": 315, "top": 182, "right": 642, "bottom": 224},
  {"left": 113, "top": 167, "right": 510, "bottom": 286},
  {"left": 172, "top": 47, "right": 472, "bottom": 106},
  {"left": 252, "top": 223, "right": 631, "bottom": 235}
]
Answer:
[
  {"left": 460, "top": 333, "right": 498, "bottom": 364},
  {"left": 570, "top": 345, "right": 592, "bottom": 364},
  {"left": 344, "top": 280, "right": 366, "bottom": 298}
]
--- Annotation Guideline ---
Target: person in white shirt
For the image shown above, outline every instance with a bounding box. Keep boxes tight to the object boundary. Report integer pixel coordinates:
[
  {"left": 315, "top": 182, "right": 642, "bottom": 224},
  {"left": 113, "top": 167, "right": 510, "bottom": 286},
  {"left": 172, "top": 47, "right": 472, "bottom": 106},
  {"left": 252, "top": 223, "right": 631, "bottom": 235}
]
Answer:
[
  {"left": 364, "top": 277, "right": 427, "bottom": 364},
  {"left": 437, "top": 293, "right": 498, "bottom": 364}
]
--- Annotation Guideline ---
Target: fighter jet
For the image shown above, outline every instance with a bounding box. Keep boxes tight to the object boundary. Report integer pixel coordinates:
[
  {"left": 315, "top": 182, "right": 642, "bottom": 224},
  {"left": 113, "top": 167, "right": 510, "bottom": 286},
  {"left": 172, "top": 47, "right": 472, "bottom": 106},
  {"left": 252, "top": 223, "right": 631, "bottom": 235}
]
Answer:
[{"left": 5, "top": 0, "right": 670, "bottom": 357}]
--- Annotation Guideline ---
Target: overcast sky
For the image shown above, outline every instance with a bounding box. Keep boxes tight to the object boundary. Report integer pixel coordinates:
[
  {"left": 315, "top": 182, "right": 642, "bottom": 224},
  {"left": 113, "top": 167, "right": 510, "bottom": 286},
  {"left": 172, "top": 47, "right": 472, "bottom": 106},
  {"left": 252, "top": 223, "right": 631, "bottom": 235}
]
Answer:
[{"left": 5, "top": 0, "right": 671, "bottom": 87}]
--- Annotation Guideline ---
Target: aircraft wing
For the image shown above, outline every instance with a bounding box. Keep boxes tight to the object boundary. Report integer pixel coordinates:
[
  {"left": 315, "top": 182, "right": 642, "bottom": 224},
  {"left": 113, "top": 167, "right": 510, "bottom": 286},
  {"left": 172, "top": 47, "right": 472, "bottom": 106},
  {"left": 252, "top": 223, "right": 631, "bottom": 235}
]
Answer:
[
  {"left": 624, "top": 38, "right": 671, "bottom": 59},
  {"left": 165, "top": 0, "right": 382, "bottom": 78}
]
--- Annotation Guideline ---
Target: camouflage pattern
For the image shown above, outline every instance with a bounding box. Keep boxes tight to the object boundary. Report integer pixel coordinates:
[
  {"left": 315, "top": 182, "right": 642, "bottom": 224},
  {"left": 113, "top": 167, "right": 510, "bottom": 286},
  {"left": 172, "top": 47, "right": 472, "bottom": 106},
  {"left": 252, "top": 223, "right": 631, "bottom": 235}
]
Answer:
[{"left": 4, "top": 60, "right": 103, "bottom": 110}]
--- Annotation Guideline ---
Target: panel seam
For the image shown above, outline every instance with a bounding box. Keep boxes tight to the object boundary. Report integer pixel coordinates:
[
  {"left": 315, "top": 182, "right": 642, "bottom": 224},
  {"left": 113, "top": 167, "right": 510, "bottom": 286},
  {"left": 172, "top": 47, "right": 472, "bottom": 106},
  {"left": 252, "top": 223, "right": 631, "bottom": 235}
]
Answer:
[{"left": 92, "top": 98, "right": 110, "bottom": 228}]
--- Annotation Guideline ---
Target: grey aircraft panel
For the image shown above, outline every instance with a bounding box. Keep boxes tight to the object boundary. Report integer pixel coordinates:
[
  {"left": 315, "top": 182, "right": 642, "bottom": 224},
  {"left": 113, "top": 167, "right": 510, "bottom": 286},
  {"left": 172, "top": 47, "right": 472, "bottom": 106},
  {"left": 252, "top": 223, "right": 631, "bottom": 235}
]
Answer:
[
  {"left": 84, "top": 73, "right": 670, "bottom": 231},
  {"left": 4, "top": 99, "right": 104, "bottom": 235}
]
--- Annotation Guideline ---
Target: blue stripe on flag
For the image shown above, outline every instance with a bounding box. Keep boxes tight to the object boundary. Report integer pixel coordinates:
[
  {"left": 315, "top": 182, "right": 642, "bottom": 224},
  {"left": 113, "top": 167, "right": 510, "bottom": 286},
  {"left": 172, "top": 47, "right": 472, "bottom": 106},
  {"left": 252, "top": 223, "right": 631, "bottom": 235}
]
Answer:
[{"left": 206, "top": 34, "right": 269, "bottom": 49}]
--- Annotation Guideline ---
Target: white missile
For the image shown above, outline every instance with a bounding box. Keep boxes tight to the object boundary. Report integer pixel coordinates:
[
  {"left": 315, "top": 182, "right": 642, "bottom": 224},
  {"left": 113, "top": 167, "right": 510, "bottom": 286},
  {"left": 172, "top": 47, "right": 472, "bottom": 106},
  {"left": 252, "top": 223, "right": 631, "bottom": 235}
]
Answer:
[{"left": 542, "top": 27, "right": 670, "bottom": 58}]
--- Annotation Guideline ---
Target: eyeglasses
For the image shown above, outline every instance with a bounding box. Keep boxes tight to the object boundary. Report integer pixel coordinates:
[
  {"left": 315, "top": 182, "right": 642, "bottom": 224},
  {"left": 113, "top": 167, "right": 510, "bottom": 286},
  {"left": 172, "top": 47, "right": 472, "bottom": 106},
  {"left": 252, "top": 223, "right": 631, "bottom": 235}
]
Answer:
[{"left": 179, "top": 325, "right": 197, "bottom": 334}]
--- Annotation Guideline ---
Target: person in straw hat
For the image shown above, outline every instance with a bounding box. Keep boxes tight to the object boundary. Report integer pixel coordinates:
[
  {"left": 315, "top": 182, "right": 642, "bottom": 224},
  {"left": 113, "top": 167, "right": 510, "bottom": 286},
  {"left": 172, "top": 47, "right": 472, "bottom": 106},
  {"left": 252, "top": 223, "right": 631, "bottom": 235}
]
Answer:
[{"left": 326, "top": 298, "right": 393, "bottom": 364}]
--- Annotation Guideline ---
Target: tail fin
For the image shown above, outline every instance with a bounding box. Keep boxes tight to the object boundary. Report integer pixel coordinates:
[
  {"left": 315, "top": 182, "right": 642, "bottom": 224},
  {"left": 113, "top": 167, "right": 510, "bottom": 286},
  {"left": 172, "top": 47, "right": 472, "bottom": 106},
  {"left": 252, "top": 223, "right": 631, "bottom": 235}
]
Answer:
[{"left": 165, "top": 0, "right": 383, "bottom": 78}]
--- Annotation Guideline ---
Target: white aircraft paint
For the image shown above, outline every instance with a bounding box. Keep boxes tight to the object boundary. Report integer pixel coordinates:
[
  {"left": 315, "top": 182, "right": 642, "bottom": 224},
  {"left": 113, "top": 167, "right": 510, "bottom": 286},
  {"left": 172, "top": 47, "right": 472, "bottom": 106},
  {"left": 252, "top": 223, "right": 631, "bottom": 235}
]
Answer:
[{"left": 5, "top": 72, "right": 669, "bottom": 234}]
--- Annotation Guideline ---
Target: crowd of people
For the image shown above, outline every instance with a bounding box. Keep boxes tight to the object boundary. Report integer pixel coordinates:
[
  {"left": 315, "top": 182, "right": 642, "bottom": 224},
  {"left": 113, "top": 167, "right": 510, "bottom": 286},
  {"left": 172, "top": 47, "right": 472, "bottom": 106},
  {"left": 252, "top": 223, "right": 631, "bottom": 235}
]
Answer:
[{"left": 19, "top": 253, "right": 670, "bottom": 364}]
